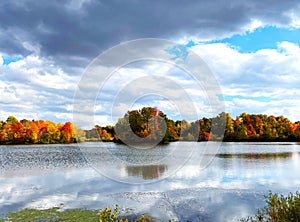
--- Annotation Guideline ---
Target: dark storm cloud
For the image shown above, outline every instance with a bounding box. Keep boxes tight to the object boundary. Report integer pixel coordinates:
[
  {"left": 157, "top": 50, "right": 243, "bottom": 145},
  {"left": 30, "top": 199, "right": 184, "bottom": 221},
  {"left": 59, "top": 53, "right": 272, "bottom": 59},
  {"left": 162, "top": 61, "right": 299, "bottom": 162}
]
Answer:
[{"left": 0, "top": 0, "right": 299, "bottom": 68}]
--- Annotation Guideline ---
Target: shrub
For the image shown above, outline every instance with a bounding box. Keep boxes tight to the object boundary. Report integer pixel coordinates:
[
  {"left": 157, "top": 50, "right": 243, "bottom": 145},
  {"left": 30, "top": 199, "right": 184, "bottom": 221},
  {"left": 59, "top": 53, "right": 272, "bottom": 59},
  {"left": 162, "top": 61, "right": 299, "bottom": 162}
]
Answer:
[
  {"left": 99, "top": 205, "right": 153, "bottom": 222},
  {"left": 241, "top": 191, "right": 300, "bottom": 222}
]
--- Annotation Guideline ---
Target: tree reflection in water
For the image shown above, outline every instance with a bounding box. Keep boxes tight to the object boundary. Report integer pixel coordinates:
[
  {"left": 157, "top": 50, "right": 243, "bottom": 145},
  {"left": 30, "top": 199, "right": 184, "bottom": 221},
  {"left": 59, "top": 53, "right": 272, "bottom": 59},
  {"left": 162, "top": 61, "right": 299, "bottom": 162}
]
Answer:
[
  {"left": 216, "top": 152, "right": 294, "bottom": 159},
  {"left": 126, "top": 165, "right": 168, "bottom": 180}
]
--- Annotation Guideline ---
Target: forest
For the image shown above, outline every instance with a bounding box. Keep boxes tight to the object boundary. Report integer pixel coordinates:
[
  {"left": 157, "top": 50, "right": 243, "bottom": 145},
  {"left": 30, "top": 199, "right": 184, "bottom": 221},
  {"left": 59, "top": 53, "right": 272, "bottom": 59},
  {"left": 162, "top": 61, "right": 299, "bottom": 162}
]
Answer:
[{"left": 1, "top": 107, "right": 300, "bottom": 145}]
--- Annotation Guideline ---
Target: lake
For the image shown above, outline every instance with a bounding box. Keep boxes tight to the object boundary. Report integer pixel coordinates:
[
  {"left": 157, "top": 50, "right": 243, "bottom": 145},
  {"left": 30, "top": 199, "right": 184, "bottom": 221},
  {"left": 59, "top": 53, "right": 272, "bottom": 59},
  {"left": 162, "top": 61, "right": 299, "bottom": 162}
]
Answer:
[{"left": 1, "top": 142, "right": 300, "bottom": 221}]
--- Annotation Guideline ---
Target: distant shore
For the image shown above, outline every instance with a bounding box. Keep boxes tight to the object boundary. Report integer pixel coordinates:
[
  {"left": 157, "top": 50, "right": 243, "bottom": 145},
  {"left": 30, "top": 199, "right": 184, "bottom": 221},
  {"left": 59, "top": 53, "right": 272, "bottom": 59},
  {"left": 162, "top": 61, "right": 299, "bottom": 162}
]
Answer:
[{"left": 1, "top": 107, "right": 300, "bottom": 145}]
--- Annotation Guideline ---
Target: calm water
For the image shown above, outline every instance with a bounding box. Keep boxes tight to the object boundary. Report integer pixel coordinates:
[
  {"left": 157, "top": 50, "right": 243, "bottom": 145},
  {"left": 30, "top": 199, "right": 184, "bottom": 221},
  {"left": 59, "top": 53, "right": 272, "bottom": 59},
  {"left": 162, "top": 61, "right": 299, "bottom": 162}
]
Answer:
[{"left": 1, "top": 142, "right": 300, "bottom": 221}]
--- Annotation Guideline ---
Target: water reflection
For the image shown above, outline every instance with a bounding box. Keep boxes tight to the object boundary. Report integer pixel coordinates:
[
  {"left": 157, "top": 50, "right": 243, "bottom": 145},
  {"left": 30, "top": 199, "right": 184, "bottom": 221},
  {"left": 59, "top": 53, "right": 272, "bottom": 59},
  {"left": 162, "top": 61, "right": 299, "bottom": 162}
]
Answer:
[
  {"left": 1, "top": 142, "right": 300, "bottom": 220},
  {"left": 126, "top": 165, "right": 168, "bottom": 179},
  {"left": 216, "top": 152, "right": 293, "bottom": 159},
  {"left": 0, "top": 144, "right": 87, "bottom": 177}
]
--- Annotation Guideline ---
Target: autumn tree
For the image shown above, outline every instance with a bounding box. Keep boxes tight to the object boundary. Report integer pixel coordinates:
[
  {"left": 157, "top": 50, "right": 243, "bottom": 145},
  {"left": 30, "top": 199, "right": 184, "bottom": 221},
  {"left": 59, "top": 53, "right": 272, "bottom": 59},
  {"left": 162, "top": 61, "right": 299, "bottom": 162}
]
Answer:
[
  {"left": 1, "top": 111, "right": 300, "bottom": 144},
  {"left": 115, "top": 107, "right": 169, "bottom": 144}
]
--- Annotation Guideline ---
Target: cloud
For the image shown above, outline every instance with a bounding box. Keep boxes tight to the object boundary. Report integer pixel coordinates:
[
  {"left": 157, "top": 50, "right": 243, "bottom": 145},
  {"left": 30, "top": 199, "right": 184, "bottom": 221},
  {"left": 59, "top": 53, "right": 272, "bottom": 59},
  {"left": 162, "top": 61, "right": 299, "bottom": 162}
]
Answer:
[
  {"left": 0, "top": 51, "right": 79, "bottom": 123},
  {"left": 190, "top": 41, "right": 300, "bottom": 121},
  {"left": 1, "top": 0, "right": 300, "bottom": 69},
  {"left": 1, "top": 0, "right": 300, "bottom": 126},
  {"left": 3, "top": 39, "right": 300, "bottom": 126}
]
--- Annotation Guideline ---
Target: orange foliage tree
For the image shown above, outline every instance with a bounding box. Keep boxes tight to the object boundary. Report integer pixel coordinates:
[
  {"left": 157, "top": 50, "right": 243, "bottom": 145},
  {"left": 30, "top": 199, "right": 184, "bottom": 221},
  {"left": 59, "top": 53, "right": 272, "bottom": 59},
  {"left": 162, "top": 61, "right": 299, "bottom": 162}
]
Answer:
[{"left": 0, "top": 116, "right": 78, "bottom": 144}]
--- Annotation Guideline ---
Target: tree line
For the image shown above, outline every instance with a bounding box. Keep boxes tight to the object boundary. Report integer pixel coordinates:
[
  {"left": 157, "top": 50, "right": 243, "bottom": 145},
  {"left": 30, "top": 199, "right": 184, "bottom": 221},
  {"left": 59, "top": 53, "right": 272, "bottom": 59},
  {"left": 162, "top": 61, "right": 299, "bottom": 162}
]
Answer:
[
  {"left": 1, "top": 107, "right": 300, "bottom": 144},
  {"left": 88, "top": 107, "right": 300, "bottom": 143},
  {"left": 0, "top": 116, "right": 78, "bottom": 144}
]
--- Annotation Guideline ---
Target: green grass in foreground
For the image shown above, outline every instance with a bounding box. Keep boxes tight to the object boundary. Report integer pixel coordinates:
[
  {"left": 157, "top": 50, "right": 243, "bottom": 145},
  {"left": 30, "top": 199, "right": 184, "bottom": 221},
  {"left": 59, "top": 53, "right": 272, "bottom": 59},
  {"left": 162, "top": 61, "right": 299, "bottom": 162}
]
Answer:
[
  {"left": 0, "top": 205, "right": 153, "bottom": 222},
  {"left": 0, "top": 207, "right": 99, "bottom": 222}
]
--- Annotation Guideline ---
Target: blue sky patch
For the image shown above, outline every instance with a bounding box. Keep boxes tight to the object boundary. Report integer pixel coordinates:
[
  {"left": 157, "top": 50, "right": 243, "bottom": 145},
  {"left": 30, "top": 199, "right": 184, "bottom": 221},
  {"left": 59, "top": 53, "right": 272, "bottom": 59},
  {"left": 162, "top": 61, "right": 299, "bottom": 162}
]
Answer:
[
  {"left": 222, "top": 95, "right": 277, "bottom": 102},
  {"left": 185, "top": 40, "right": 196, "bottom": 48},
  {"left": 166, "top": 44, "right": 189, "bottom": 61},
  {"left": 2, "top": 55, "right": 23, "bottom": 65},
  {"left": 206, "top": 26, "right": 300, "bottom": 53},
  {"left": 165, "top": 39, "right": 201, "bottom": 59}
]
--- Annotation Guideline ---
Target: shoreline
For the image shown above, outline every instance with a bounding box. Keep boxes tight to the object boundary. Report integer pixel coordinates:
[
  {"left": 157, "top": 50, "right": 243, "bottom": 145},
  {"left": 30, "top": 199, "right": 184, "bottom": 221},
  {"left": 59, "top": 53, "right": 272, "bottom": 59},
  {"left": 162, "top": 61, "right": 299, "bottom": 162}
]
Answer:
[
  {"left": 1, "top": 140, "right": 300, "bottom": 146},
  {"left": 1, "top": 187, "right": 294, "bottom": 221}
]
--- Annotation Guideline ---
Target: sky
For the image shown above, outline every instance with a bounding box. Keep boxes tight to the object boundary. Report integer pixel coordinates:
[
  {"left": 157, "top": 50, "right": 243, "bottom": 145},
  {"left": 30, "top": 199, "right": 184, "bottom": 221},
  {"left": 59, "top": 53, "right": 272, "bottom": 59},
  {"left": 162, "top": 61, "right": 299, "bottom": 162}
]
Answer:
[{"left": 0, "top": 0, "right": 300, "bottom": 128}]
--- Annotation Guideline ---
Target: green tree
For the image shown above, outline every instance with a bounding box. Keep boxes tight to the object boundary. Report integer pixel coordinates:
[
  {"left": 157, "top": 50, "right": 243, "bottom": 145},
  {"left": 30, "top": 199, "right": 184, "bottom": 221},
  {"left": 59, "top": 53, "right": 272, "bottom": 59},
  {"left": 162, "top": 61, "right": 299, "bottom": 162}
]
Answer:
[
  {"left": 6, "top": 116, "right": 18, "bottom": 124},
  {"left": 224, "top": 113, "right": 235, "bottom": 141},
  {"left": 210, "top": 112, "right": 227, "bottom": 140},
  {"left": 115, "top": 107, "right": 169, "bottom": 144}
]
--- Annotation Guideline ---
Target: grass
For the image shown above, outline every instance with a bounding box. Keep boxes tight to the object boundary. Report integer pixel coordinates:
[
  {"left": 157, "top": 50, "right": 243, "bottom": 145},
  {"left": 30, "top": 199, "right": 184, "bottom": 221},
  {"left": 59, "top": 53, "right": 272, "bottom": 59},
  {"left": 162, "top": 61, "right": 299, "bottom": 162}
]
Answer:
[
  {"left": 0, "top": 205, "right": 154, "bottom": 222},
  {"left": 1, "top": 207, "right": 99, "bottom": 222}
]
